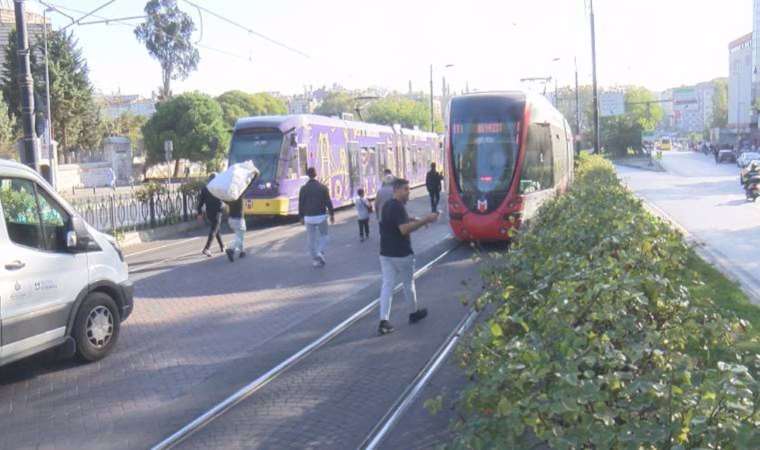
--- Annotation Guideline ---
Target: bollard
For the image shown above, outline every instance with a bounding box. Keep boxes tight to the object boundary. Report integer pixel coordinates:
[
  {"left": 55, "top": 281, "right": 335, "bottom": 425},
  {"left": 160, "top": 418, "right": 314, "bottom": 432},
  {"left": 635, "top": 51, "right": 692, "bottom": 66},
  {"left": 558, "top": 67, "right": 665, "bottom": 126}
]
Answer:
[
  {"left": 182, "top": 192, "right": 189, "bottom": 222},
  {"left": 149, "top": 195, "right": 156, "bottom": 228},
  {"left": 109, "top": 195, "right": 116, "bottom": 234}
]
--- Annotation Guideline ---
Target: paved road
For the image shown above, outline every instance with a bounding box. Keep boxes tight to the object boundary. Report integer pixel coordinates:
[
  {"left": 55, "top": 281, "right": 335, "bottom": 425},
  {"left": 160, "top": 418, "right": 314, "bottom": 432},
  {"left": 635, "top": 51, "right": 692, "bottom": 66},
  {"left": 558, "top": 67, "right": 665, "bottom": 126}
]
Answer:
[
  {"left": 178, "top": 246, "right": 481, "bottom": 450},
  {"left": 617, "top": 150, "right": 760, "bottom": 304},
  {"left": 0, "top": 188, "right": 456, "bottom": 450}
]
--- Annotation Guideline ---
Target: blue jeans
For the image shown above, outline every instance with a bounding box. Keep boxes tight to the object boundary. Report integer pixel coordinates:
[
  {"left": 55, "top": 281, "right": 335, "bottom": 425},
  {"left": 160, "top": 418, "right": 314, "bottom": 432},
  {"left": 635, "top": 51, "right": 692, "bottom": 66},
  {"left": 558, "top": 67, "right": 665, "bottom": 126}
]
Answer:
[
  {"left": 228, "top": 217, "right": 246, "bottom": 254},
  {"left": 306, "top": 220, "right": 328, "bottom": 260}
]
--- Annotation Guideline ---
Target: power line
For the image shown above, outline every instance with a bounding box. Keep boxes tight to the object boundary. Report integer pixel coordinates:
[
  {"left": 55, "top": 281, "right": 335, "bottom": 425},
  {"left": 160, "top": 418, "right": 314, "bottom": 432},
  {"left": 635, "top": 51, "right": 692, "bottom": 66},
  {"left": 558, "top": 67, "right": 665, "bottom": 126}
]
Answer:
[
  {"left": 60, "top": 0, "right": 117, "bottom": 30},
  {"left": 178, "top": 0, "right": 309, "bottom": 59},
  {"left": 36, "top": 1, "right": 253, "bottom": 63}
]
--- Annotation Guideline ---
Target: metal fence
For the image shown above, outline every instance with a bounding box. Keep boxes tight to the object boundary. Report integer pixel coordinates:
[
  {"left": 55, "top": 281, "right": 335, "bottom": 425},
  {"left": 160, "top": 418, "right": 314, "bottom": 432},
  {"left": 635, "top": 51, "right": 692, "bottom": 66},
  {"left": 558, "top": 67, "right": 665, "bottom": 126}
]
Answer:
[{"left": 65, "top": 186, "right": 200, "bottom": 234}]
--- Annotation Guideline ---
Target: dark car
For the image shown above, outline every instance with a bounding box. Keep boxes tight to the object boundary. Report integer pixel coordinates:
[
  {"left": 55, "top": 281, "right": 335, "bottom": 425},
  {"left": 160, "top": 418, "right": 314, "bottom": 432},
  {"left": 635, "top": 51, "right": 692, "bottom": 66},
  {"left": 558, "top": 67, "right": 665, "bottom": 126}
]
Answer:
[{"left": 717, "top": 149, "right": 737, "bottom": 164}]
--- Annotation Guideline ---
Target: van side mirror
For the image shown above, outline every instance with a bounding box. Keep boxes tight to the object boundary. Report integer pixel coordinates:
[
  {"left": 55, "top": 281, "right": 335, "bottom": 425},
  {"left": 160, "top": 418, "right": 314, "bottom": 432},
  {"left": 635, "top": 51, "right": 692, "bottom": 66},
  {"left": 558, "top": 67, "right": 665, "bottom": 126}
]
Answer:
[
  {"left": 66, "top": 230, "right": 78, "bottom": 249},
  {"left": 290, "top": 133, "right": 298, "bottom": 148},
  {"left": 68, "top": 216, "right": 92, "bottom": 252}
]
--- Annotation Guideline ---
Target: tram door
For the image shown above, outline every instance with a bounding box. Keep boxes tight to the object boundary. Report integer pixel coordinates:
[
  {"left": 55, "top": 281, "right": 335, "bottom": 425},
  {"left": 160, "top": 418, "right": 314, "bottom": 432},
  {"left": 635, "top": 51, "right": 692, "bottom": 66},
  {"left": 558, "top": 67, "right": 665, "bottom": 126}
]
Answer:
[{"left": 347, "top": 142, "right": 362, "bottom": 196}]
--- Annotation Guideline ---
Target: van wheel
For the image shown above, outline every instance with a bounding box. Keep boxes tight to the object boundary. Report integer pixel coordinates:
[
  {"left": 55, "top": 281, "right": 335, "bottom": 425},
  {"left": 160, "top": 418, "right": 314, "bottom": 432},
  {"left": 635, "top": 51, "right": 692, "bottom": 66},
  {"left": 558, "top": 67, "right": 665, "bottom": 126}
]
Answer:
[{"left": 73, "top": 292, "right": 121, "bottom": 362}]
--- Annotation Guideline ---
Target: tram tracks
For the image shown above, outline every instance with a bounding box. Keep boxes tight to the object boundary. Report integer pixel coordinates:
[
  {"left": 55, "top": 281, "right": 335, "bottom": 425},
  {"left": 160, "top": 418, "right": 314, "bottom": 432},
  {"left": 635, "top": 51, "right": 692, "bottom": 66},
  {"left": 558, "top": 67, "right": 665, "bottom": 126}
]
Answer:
[{"left": 151, "top": 244, "right": 462, "bottom": 450}]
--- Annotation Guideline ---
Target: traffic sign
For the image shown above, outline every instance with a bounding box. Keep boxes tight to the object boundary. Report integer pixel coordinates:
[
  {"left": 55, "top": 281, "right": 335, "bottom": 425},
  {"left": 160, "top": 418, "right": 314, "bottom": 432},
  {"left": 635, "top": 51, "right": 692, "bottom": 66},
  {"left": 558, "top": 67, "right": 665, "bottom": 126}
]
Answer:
[
  {"left": 599, "top": 92, "right": 625, "bottom": 117},
  {"left": 164, "top": 140, "right": 173, "bottom": 162}
]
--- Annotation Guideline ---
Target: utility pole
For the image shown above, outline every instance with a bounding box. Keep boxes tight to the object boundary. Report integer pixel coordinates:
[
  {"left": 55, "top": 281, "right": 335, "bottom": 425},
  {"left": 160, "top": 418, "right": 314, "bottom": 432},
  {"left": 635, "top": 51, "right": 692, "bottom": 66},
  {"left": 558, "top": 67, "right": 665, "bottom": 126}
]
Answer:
[
  {"left": 429, "top": 64, "right": 434, "bottom": 132},
  {"left": 590, "top": 0, "right": 601, "bottom": 154},
  {"left": 574, "top": 57, "right": 581, "bottom": 153},
  {"left": 43, "top": 6, "right": 55, "bottom": 188},
  {"left": 15, "top": 0, "right": 38, "bottom": 171}
]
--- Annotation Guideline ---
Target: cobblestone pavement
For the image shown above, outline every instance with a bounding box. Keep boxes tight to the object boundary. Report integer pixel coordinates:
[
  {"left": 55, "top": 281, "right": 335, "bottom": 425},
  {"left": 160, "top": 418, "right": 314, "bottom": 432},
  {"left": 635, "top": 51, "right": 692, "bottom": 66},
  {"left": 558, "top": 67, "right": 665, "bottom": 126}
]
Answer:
[
  {"left": 0, "top": 189, "right": 452, "bottom": 450},
  {"left": 178, "top": 246, "right": 482, "bottom": 450}
]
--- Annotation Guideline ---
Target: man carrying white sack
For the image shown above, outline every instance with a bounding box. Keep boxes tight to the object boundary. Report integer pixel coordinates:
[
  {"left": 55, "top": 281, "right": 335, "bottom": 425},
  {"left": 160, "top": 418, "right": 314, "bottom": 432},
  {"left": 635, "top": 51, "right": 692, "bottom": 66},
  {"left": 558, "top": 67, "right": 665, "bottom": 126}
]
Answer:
[{"left": 205, "top": 161, "right": 260, "bottom": 262}]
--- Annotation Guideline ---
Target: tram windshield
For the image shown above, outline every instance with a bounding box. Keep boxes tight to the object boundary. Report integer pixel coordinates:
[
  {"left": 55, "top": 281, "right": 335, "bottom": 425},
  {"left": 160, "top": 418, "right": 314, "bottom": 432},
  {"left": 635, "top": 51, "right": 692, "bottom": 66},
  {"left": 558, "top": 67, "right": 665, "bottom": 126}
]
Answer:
[
  {"left": 229, "top": 129, "right": 284, "bottom": 183},
  {"left": 450, "top": 96, "right": 523, "bottom": 202}
]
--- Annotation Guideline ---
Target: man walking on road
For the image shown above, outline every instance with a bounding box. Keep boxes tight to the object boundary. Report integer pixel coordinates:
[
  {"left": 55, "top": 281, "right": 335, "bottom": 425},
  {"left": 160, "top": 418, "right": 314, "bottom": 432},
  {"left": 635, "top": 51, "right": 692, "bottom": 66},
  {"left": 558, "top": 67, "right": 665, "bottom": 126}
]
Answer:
[
  {"left": 197, "top": 173, "right": 225, "bottom": 257},
  {"left": 299, "top": 167, "right": 335, "bottom": 267},
  {"left": 225, "top": 195, "right": 247, "bottom": 262},
  {"left": 375, "top": 169, "right": 395, "bottom": 224},
  {"left": 378, "top": 178, "right": 439, "bottom": 335},
  {"left": 425, "top": 162, "right": 444, "bottom": 213}
]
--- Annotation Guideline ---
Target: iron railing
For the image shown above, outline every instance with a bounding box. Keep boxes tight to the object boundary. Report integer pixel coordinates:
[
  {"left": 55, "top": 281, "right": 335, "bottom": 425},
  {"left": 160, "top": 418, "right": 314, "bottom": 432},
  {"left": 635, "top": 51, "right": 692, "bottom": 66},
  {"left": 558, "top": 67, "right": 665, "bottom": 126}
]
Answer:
[{"left": 65, "top": 186, "right": 201, "bottom": 234}]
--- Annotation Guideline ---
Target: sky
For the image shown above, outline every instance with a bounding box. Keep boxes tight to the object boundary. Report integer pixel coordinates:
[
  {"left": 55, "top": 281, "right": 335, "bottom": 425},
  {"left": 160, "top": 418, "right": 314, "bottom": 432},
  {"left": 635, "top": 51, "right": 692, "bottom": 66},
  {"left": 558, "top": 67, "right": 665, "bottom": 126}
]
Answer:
[{"left": 24, "top": 0, "right": 755, "bottom": 98}]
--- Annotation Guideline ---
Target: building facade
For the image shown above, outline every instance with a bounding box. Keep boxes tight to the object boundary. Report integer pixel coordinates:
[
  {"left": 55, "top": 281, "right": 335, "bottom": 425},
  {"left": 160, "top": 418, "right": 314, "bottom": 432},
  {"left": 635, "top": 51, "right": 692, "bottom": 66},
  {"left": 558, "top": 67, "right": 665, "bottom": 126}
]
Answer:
[
  {"left": 695, "top": 81, "right": 716, "bottom": 130},
  {"left": 754, "top": 0, "right": 760, "bottom": 119},
  {"left": 729, "top": 33, "right": 753, "bottom": 130},
  {"left": 97, "top": 94, "right": 157, "bottom": 120}
]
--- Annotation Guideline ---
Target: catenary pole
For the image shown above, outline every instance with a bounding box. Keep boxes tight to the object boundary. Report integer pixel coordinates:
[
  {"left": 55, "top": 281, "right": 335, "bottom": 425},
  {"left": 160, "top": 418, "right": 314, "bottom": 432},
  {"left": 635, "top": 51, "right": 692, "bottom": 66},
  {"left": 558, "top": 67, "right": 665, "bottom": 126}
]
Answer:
[
  {"left": 590, "top": 0, "right": 601, "bottom": 154},
  {"left": 14, "top": 0, "right": 38, "bottom": 171}
]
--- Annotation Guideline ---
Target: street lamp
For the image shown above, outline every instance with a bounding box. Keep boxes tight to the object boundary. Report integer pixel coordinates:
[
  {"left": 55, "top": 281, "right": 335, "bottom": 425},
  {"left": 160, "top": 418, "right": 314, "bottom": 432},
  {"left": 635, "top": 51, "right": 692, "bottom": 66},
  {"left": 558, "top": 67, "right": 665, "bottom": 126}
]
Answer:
[
  {"left": 550, "top": 57, "right": 561, "bottom": 107},
  {"left": 42, "top": 6, "right": 56, "bottom": 188},
  {"left": 430, "top": 64, "right": 455, "bottom": 132}
]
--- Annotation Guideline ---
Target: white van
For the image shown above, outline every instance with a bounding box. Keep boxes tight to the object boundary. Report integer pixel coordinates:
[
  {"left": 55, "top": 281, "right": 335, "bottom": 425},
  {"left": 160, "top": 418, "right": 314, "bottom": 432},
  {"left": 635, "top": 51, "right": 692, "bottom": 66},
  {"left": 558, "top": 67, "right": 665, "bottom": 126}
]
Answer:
[{"left": 0, "top": 159, "right": 133, "bottom": 367}]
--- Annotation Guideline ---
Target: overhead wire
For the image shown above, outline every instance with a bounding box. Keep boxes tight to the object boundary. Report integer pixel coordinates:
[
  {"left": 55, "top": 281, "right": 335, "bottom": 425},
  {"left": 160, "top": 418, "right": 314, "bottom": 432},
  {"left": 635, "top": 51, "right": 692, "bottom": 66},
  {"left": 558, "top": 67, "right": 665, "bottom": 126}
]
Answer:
[
  {"left": 60, "top": 0, "right": 117, "bottom": 30},
  {"left": 178, "top": 0, "right": 309, "bottom": 59},
  {"left": 35, "top": 0, "right": 254, "bottom": 63}
]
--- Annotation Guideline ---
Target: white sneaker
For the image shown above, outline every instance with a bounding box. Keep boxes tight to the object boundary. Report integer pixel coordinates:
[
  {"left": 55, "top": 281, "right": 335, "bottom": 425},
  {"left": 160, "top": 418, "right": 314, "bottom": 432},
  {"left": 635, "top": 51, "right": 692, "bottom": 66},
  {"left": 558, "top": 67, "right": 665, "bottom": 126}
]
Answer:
[{"left": 317, "top": 253, "right": 326, "bottom": 265}]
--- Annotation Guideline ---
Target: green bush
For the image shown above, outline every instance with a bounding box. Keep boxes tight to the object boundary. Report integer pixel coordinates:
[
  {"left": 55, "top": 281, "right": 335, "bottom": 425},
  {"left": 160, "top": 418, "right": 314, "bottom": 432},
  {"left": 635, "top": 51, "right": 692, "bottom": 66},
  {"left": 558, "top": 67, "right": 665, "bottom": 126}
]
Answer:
[
  {"left": 179, "top": 179, "right": 206, "bottom": 196},
  {"left": 451, "top": 154, "right": 759, "bottom": 449},
  {"left": 135, "top": 181, "right": 167, "bottom": 202}
]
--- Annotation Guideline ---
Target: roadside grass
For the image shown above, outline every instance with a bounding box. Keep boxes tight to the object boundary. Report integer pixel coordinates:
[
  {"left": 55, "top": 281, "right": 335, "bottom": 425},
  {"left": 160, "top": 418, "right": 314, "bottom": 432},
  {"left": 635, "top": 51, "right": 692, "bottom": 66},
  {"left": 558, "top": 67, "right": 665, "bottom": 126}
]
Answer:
[{"left": 687, "top": 250, "right": 760, "bottom": 353}]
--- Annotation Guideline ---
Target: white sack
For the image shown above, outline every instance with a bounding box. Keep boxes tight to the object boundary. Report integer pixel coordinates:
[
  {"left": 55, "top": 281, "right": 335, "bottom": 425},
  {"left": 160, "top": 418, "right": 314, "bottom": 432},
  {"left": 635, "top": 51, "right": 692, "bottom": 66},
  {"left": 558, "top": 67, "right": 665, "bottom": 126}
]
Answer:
[{"left": 207, "top": 161, "right": 260, "bottom": 202}]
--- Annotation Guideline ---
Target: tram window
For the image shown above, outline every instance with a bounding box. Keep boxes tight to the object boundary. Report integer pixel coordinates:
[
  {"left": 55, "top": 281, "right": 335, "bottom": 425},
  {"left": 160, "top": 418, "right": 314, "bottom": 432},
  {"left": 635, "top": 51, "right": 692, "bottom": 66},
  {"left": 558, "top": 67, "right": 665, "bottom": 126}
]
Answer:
[
  {"left": 288, "top": 148, "right": 299, "bottom": 179},
  {"left": 519, "top": 123, "right": 554, "bottom": 194},
  {"left": 378, "top": 144, "right": 386, "bottom": 173},
  {"left": 299, "top": 145, "right": 308, "bottom": 175}
]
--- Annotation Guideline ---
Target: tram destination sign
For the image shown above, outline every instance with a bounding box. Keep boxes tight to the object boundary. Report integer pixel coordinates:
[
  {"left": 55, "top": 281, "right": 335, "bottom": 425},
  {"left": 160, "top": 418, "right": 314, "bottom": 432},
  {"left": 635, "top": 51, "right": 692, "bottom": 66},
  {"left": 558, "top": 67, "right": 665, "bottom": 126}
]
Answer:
[{"left": 452, "top": 122, "right": 505, "bottom": 134}]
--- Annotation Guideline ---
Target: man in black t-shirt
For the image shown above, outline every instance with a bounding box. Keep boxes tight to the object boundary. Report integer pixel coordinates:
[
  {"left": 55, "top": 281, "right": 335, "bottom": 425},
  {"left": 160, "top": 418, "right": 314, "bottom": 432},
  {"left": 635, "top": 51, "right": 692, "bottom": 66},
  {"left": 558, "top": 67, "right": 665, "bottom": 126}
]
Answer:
[{"left": 377, "top": 178, "right": 439, "bottom": 335}]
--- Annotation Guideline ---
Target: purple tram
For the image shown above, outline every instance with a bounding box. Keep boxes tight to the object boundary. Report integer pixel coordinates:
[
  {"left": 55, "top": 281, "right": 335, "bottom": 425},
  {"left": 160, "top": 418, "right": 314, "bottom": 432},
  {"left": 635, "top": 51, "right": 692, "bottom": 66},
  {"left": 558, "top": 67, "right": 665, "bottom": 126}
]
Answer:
[{"left": 228, "top": 115, "right": 443, "bottom": 217}]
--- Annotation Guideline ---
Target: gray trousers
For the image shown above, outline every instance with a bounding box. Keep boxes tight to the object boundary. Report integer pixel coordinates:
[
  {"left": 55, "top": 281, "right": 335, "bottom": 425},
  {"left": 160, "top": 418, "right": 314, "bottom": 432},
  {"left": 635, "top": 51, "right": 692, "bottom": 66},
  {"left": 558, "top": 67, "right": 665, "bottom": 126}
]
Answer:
[
  {"left": 306, "top": 220, "right": 329, "bottom": 260},
  {"left": 379, "top": 255, "right": 418, "bottom": 321}
]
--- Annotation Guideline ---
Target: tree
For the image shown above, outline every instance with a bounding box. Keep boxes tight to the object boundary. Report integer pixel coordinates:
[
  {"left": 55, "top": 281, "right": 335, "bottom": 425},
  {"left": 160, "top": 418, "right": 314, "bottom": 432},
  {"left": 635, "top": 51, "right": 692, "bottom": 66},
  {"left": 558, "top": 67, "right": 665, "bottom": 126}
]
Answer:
[
  {"left": 0, "top": 96, "right": 16, "bottom": 159},
  {"left": 134, "top": 0, "right": 199, "bottom": 100},
  {"left": 216, "top": 90, "right": 287, "bottom": 128},
  {"left": 1, "top": 28, "right": 101, "bottom": 160},
  {"left": 594, "top": 87, "right": 662, "bottom": 158},
  {"left": 141, "top": 92, "right": 228, "bottom": 174},
  {"left": 103, "top": 112, "right": 148, "bottom": 152},
  {"left": 712, "top": 78, "right": 728, "bottom": 129},
  {"left": 0, "top": 28, "right": 38, "bottom": 123},
  {"left": 365, "top": 96, "right": 443, "bottom": 132},
  {"left": 41, "top": 30, "right": 101, "bottom": 156},
  {"left": 314, "top": 91, "right": 355, "bottom": 117}
]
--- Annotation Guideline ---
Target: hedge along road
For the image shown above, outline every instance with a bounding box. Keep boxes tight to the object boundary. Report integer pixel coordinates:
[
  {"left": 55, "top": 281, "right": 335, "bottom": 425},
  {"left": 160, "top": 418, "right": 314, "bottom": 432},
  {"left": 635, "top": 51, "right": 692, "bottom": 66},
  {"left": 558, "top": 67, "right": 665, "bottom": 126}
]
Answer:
[
  {"left": 616, "top": 150, "right": 760, "bottom": 305},
  {"left": 0, "top": 189, "right": 453, "bottom": 450}
]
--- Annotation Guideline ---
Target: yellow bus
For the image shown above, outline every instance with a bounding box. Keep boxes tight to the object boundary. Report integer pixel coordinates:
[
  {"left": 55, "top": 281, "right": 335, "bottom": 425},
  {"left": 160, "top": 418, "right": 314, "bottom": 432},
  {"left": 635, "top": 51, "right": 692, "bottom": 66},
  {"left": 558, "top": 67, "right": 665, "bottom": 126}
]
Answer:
[{"left": 658, "top": 138, "right": 672, "bottom": 151}]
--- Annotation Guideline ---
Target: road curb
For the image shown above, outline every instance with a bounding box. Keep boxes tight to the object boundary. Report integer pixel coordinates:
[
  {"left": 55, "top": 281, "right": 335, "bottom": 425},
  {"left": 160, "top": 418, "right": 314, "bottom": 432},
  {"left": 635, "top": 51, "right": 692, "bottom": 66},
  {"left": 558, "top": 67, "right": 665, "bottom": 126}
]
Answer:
[
  {"left": 613, "top": 160, "right": 665, "bottom": 172},
  {"left": 120, "top": 220, "right": 205, "bottom": 248},
  {"left": 638, "top": 196, "right": 760, "bottom": 306}
]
